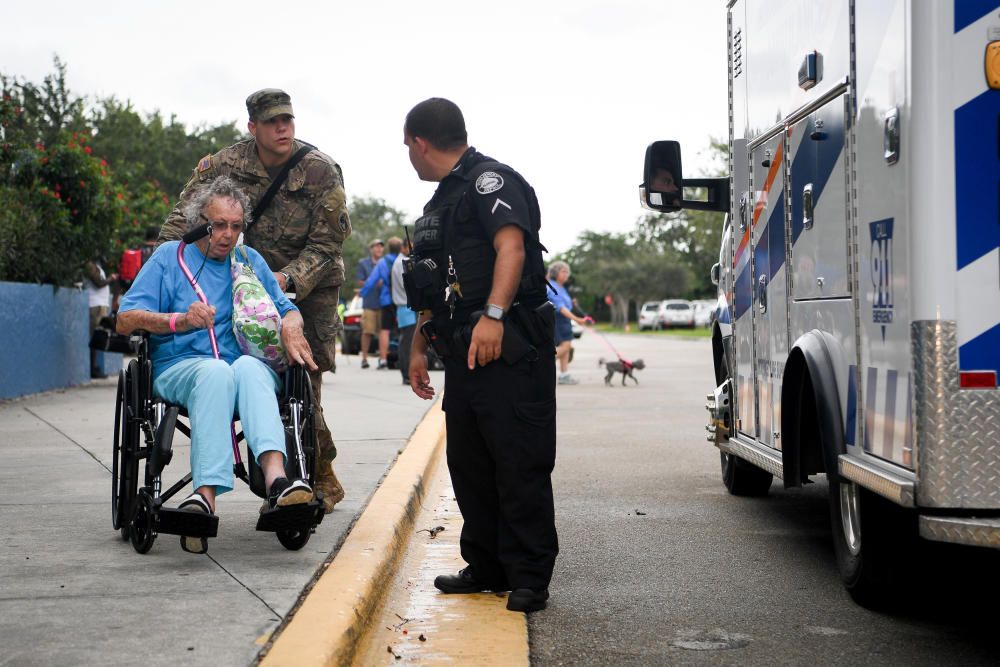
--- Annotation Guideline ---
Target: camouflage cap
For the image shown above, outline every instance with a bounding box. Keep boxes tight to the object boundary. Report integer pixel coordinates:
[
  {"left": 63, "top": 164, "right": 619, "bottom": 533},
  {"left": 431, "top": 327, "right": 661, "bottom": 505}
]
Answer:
[{"left": 246, "top": 88, "right": 294, "bottom": 121}]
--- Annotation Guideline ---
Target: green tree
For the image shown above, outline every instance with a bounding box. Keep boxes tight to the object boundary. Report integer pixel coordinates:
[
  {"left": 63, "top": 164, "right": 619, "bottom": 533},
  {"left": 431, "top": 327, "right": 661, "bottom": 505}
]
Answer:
[
  {"left": 2, "top": 136, "right": 122, "bottom": 284},
  {"left": 0, "top": 57, "right": 243, "bottom": 283},
  {"left": 343, "top": 196, "right": 410, "bottom": 294},
  {"left": 0, "top": 56, "right": 87, "bottom": 154},
  {"left": 561, "top": 230, "right": 691, "bottom": 327},
  {"left": 89, "top": 98, "right": 242, "bottom": 198},
  {"left": 634, "top": 138, "right": 728, "bottom": 298}
]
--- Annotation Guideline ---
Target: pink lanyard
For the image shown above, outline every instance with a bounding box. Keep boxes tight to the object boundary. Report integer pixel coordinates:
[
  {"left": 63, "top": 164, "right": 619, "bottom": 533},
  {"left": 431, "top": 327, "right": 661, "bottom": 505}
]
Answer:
[{"left": 176, "top": 240, "right": 243, "bottom": 468}]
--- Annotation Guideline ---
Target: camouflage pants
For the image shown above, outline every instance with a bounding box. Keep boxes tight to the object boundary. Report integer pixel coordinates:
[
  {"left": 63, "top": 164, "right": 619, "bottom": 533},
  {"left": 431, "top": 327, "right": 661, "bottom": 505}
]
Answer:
[
  {"left": 308, "top": 368, "right": 336, "bottom": 464},
  {"left": 299, "top": 288, "right": 341, "bottom": 465}
]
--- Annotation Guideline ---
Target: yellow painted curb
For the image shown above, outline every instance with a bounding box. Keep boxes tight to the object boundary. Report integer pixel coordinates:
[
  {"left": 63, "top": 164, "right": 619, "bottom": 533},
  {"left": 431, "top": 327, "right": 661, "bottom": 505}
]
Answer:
[{"left": 260, "top": 400, "right": 446, "bottom": 667}]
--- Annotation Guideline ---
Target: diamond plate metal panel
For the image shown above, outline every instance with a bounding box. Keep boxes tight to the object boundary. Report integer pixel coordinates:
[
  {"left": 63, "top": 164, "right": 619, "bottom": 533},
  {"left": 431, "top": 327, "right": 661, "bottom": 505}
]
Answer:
[
  {"left": 720, "top": 435, "right": 783, "bottom": 477},
  {"left": 912, "top": 320, "right": 1000, "bottom": 508},
  {"left": 919, "top": 516, "right": 1000, "bottom": 548},
  {"left": 838, "top": 454, "right": 914, "bottom": 506}
]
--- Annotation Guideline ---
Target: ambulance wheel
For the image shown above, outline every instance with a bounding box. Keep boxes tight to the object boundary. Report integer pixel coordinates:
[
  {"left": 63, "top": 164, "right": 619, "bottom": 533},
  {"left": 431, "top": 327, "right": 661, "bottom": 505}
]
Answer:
[
  {"left": 828, "top": 476, "right": 915, "bottom": 608},
  {"left": 277, "top": 528, "right": 311, "bottom": 551},
  {"left": 720, "top": 453, "right": 773, "bottom": 496},
  {"left": 717, "top": 356, "right": 772, "bottom": 496}
]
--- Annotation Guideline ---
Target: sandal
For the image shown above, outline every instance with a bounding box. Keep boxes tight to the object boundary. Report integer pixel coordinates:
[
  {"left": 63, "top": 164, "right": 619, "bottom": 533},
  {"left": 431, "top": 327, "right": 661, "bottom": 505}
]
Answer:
[{"left": 178, "top": 492, "right": 212, "bottom": 554}]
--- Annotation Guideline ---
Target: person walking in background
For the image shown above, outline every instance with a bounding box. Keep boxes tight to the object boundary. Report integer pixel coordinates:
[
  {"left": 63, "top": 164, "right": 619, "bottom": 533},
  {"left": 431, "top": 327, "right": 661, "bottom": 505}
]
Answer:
[
  {"left": 356, "top": 239, "right": 384, "bottom": 369},
  {"left": 85, "top": 257, "right": 117, "bottom": 379},
  {"left": 391, "top": 238, "right": 415, "bottom": 385},
  {"left": 157, "top": 88, "right": 350, "bottom": 513},
  {"left": 360, "top": 236, "right": 401, "bottom": 370},
  {"left": 546, "top": 261, "right": 591, "bottom": 385}
]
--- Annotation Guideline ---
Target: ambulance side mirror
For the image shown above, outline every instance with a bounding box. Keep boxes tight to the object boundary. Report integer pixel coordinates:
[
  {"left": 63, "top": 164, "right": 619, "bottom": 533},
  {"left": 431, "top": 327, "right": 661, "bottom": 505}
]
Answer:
[
  {"left": 640, "top": 140, "right": 730, "bottom": 213},
  {"left": 640, "top": 141, "right": 683, "bottom": 212}
]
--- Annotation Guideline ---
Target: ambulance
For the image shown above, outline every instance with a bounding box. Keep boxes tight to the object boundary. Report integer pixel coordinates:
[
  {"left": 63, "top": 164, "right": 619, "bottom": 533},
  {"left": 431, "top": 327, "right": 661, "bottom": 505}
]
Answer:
[{"left": 641, "top": 0, "right": 1000, "bottom": 604}]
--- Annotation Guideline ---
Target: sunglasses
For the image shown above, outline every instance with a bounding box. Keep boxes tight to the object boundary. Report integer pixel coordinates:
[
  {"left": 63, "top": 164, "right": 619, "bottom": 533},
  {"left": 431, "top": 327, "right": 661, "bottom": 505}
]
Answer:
[{"left": 200, "top": 214, "right": 244, "bottom": 233}]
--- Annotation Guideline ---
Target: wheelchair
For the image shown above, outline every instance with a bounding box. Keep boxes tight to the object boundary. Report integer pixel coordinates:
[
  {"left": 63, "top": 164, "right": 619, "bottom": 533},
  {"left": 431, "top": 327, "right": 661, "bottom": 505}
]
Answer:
[{"left": 111, "top": 333, "right": 325, "bottom": 554}]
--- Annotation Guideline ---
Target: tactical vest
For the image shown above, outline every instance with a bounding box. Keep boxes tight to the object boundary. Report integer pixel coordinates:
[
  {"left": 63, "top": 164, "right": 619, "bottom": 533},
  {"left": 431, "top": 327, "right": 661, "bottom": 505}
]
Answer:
[{"left": 406, "top": 161, "right": 547, "bottom": 321}]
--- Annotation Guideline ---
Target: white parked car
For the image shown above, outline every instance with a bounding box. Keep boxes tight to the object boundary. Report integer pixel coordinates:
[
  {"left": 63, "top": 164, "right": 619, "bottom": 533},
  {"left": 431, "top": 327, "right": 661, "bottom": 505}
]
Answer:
[
  {"left": 638, "top": 301, "right": 664, "bottom": 330},
  {"left": 658, "top": 299, "right": 695, "bottom": 328},
  {"left": 691, "top": 299, "right": 716, "bottom": 327}
]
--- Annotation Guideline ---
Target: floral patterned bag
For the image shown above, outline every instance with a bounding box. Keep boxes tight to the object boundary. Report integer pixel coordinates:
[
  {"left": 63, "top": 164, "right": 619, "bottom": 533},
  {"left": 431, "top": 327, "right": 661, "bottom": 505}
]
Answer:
[{"left": 230, "top": 245, "right": 286, "bottom": 372}]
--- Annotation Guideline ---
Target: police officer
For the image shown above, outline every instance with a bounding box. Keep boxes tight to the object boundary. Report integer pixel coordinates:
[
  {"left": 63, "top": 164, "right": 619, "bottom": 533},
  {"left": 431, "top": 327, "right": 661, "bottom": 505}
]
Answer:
[
  {"left": 158, "top": 89, "right": 351, "bottom": 513},
  {"left": 403, "top": 98, "right": 557, "bottom": 613}
]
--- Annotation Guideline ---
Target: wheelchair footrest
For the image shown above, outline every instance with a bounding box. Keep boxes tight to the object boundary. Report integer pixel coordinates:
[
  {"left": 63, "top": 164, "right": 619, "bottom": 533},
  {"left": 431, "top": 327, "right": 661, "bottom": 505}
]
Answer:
[
  {"left": 157, "top": 507, "right": 220, "bottom": 538},
  {"left": 255, "top": 500, "right": 325, "bottom": 533}
]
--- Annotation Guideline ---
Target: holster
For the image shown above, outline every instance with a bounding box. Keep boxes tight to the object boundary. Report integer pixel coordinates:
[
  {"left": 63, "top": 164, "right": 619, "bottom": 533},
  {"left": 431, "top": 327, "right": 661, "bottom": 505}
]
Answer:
[
  {"left": 419, "top": 319, "right": 452, "bottom": 359},
  {"left": 508, "top": 301, "right": 555, "bottom": 349},
  {"left": 452, "top": 311, "right": 539, "bottom": 366}
]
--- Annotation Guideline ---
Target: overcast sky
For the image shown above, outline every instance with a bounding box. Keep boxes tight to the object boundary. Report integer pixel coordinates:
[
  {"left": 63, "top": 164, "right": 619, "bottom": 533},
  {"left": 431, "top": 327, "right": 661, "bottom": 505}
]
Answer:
[{"left": 3, "top": 0, "right": 728, "bottom": 254}]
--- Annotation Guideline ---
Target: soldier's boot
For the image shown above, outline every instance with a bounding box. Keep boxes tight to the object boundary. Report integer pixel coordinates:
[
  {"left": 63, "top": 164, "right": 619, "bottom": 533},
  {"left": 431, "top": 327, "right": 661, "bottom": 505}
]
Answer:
[{"left": 315, "top": 462, "right": 345, "bottom": 513}]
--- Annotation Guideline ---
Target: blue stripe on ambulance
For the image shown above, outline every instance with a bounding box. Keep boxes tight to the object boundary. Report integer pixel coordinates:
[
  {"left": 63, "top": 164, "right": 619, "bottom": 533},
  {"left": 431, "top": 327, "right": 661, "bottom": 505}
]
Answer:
[
  {"left": 954, "top": 1, "right": 1000, "bottom": 376},
  {"left": 734, "top": 263, "right": 753, "bottom": 318},
  {"left": 955, "top": 90, "right": 1000, "bottom": 271},
  {"left": 790, "top": 116, "right": 844, "bottom": 246},
  {"left": 845, "top": 365, "right": 857, "bottom": 446},
  {"left": 959, "top": 323, "right": 1000, "bottom": 376},
  {"left": 954, "top": 0, "right": 1000, "bottom": 32},
  {"left": 732, "top": 113, "right": 844, "bottom": 316},
  {"left": 847, "top": 364, "right": 913, "bottom": 464},
  {"left": 768, "top": 197, "right": 785, "bottom": 278}
]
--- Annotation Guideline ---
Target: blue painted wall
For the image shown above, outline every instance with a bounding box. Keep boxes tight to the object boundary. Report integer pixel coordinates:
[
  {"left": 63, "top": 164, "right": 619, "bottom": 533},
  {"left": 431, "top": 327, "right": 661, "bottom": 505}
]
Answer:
[{"left": 0, "top": 281, "right": 90, "bottom": 399}]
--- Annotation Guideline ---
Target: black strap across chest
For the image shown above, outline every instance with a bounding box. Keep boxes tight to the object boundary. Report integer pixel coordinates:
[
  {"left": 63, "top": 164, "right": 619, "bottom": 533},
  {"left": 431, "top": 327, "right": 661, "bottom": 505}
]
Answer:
[{"left": 246, "top": 143, "right": 314, "bottom": 233}]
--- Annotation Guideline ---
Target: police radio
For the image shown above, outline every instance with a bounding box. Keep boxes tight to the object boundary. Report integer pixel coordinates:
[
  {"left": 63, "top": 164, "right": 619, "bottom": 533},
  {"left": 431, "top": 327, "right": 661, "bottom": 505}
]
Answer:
[{"left": 402, "top": 220, "right": 446, "bottom": 311}]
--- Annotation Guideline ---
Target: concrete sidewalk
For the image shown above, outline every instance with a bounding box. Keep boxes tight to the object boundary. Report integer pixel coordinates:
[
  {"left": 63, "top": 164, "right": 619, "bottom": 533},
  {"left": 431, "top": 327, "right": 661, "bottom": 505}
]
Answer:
[{"left": 0, "top": 353, "right": 442, "bottom": 667}]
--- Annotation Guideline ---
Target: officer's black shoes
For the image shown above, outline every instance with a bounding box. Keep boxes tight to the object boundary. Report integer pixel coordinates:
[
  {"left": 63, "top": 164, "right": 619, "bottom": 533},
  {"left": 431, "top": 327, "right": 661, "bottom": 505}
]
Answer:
[
  {"left": 434, "top": 567, "right": 493, "bottom": 594},
  {"left": 506, "top": 588, "right": 549, "bottom": 613}
]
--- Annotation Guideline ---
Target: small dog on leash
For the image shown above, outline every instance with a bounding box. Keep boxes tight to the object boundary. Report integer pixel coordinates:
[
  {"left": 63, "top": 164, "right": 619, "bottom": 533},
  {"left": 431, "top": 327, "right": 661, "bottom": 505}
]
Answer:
[{"left": 598, "top": 357, "right": 646, "bottom": 386}]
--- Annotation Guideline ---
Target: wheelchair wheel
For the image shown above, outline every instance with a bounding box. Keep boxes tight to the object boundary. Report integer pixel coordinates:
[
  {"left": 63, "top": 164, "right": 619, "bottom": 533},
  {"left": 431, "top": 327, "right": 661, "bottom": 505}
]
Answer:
[
  {"left": 276, "top": 527, "right": 311, "bottom": 551},
  {"left": 112, "top": 369, "right": 139, "bottom": 538},
  {"left": 282, "top": 366, "right": 317, "bottom": 484},
  {"left": 129, "top": 490, "right": 157, "bottom": 554}
]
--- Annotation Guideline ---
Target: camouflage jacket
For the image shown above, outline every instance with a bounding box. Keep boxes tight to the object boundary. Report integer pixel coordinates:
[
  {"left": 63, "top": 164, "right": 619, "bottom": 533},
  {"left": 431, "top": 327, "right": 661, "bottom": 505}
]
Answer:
[{"left": 159, "top": 138, "right": 352, "bottom": 302}]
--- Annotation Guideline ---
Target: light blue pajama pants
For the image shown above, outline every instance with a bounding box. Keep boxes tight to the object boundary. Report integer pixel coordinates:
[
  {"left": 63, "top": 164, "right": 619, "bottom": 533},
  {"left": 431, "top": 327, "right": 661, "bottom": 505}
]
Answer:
[{"left": 153, "top": 356, "right": 286, "bottom": 495}]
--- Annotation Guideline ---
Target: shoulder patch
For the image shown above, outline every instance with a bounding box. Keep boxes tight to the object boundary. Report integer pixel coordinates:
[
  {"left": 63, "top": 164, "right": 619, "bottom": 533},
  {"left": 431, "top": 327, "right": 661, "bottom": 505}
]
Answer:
[
  {"left": 475, "top": 171, "right": 504, "bottom": 195},
  {"left": 197, "top": 154, "right": 213, "bottom": 172}
]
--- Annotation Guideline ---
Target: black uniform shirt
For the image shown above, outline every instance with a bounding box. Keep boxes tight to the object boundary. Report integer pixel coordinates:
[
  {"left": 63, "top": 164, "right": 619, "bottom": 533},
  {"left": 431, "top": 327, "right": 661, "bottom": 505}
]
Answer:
[{"left": 422, "top": 147, "right": 541, "bottom": 322}]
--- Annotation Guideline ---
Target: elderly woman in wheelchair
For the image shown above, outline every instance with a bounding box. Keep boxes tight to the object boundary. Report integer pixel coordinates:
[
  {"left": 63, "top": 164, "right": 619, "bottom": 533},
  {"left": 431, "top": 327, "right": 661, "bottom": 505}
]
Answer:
[{"left": 116, "top": 176, "right": 321, "bottom": 554}]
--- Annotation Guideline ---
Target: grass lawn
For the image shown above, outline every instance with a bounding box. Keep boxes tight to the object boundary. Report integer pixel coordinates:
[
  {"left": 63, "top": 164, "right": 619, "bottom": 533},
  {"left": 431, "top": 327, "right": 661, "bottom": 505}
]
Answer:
[{"left": 593, "top": 324, "right": 712, "bottom": 339}]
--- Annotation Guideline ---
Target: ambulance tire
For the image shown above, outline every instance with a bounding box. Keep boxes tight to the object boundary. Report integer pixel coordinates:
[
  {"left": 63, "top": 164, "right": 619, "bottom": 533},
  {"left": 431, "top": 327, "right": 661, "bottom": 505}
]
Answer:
[
  {"left": 720, "top": 452, "right": 773, "bottom": 496},
  {"left": 829, "top": 476, "right": 915, "bottom": 608},
  {"left": 717, "top": 356, "right": 773, "bottom": 496}
]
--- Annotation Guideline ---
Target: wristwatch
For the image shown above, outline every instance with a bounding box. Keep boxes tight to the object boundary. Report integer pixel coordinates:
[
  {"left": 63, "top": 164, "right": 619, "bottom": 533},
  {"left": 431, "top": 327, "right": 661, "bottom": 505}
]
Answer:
[
  {"left": 279, "top": 271, "right": 294, "bottom": 290},
  {"left": 484, "top": 303, "right": 505, "bottom": 321}
]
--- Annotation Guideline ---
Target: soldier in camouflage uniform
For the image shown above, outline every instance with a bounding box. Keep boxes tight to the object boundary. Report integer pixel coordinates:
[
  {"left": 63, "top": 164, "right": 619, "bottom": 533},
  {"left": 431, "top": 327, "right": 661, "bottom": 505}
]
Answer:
[{"left": 158, "top": 89, "right": 350, "bottom": 512}]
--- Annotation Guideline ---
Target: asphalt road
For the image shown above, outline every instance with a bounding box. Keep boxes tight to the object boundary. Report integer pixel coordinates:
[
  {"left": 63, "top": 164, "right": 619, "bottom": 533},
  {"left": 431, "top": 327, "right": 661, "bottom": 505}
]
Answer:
[{"left": 530, "top": 330, "right": 1000, "bottom": 666}]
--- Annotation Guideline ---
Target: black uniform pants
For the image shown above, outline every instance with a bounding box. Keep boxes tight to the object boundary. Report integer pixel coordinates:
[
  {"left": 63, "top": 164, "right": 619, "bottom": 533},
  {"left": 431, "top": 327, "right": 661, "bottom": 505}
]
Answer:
[{"left": 442, "top": 346, "right": 558, "bottom": 591}]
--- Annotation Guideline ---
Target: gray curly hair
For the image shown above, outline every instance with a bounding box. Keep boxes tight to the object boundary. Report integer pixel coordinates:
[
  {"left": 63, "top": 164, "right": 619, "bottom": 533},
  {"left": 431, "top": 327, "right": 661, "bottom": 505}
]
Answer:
[
  {"left": 547, "top": 260, "right": 570, "bottom": 280},
  {"left": 183, "top": 176, "right": 252, "bottom": 230}
]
